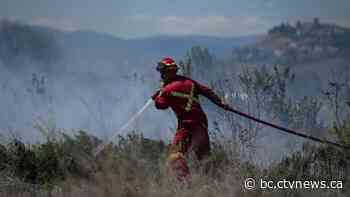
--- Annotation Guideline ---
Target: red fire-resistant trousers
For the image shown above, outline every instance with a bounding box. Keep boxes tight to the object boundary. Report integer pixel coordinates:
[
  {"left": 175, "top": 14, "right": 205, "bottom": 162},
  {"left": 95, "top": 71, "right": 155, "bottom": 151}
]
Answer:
[{"left": 167, "top": 121, "right": 210, "bottom": 182}]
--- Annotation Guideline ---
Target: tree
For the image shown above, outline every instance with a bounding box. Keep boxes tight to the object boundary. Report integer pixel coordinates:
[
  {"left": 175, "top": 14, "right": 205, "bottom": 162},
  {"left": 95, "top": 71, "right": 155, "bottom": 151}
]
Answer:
[
  {"left": 322, "top": 65, "right": 350, "bottom": 145},
  {"left": 187, "top": 46, "right": 215, "bottom": 80},
  {"left": 178, "top": 54, "right": 192, "bottom": 77},
  {"left": 212, "top": 64, "right": 323, "bottom": 160},
  {"left": 313, "top": 17, "right": 320, "bottom": 28}
]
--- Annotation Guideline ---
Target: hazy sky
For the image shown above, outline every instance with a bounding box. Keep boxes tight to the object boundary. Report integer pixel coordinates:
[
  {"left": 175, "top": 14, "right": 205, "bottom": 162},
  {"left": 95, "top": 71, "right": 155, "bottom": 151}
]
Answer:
[{"left": 1, "top": 0, "right": 350, "bottom": 38}]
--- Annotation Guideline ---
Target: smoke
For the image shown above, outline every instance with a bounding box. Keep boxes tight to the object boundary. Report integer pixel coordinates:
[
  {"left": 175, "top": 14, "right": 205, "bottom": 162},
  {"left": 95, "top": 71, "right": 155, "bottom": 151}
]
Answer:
[
  {"left": 0, "top": 20, "right": 175, "bottom": 143},
  {"left": 1, "top": 19, "right": 345, "bottom": 165}
]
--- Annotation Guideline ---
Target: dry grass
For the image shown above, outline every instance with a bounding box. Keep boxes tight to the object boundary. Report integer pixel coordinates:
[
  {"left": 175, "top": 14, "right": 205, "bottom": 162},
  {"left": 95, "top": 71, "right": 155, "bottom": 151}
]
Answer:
[
  {"left": 1, "top": 132, "right": 348, "bottom": 197},
  {"left": 52, "top": 147, "right": 348, "bottom": 197}
]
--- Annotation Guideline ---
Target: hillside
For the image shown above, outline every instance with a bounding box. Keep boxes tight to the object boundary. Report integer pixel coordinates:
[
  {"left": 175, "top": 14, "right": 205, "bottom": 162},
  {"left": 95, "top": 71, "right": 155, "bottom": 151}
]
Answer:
[
  {"left": 0, "top": 20, "right": 257, "bottom": 74},
  {"left": 227, "top": 18, "right": 350, "bottom": 98},
  {"left": 231, "top": 18, "right": 350, "bottom": 65}
]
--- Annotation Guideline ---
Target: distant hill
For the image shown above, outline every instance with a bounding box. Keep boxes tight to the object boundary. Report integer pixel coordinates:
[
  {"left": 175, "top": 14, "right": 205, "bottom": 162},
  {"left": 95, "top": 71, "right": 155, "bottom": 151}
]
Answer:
[
  {"left": 61, "top": 30, "right": 257, "bottom": 55},
  {"left": 231, "top": 18, "right": 350, "bottom": 65},
  {"left": 0, "top": 20, "right": 258, "bottom": 74}
]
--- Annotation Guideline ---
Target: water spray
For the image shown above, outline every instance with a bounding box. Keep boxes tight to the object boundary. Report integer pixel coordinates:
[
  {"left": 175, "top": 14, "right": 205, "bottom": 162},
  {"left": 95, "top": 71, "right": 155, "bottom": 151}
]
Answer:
[{"left": 93, "top": 98, "right": 153, "bottom": 157}]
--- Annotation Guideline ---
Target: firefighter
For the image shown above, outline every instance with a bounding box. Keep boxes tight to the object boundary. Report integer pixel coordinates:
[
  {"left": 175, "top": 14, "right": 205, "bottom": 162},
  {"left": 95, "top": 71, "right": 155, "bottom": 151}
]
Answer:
[{"left": 151, "top": 57, "right": 233, "bottom": 182}]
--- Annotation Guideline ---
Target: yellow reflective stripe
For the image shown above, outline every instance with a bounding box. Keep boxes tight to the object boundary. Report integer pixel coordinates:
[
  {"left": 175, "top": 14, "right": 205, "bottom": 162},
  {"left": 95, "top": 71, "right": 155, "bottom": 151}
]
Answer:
[
  {"left": 185, "top": 84, "right": 195, "bottom": 111},
  {"left": 170, "top": 84, "right": 199, "bottom": 112},
  {"left": 170, "top": 92, "right": 199, "bottom": 103},
  {"left": 171, "top": 91, "right": 187, "bottom": 98}
]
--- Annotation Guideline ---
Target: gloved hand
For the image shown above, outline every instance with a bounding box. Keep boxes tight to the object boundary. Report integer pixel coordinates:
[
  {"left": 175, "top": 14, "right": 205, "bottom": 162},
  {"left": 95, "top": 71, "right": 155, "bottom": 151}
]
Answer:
[
  {"left": 151, "top": 80, "right": 166, "bottom": 100},
  {"left": 151, "top": 90, "right": 161, "bottom": 100}
]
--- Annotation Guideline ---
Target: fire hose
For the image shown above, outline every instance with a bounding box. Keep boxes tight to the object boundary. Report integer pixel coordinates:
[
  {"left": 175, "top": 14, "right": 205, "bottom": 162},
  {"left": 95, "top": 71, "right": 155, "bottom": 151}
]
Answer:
[
  {"left": 225, "top": 107, "right": 350, "bottom": 151},
  {"left": 93, "top": 98, "right": 350, "bottom": 157}
]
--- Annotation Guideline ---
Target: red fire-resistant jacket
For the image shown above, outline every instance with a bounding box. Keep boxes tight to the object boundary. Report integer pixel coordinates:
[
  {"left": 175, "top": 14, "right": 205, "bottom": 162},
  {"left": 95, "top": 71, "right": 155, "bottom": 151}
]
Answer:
[
  {"left": 152, "top": 75, "right": 227, "bottom": 125},
  {"left": 152, "top": 75, "right": 230, "bottom": 159}
]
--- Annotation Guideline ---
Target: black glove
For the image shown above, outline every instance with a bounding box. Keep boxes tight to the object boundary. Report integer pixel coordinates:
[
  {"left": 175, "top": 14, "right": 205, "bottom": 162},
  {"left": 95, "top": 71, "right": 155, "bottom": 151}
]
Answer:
[{"left": 151, "top": 90, "right": 161, "bottom": 100}]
